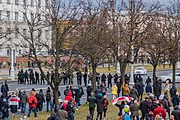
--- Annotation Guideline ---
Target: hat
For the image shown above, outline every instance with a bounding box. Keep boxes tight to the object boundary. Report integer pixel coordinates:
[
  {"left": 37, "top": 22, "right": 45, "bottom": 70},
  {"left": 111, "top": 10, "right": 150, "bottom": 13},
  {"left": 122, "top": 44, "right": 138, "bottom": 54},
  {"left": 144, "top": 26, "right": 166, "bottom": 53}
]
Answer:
[
  {"left": 32, "top": 88, "right": 35, "bottom": 91},
  {"left": 124, "top": 108, "right": 130, "bottom": 113},
  {"left": 2, "top": 98, "right": 7, "bottom": 102}
]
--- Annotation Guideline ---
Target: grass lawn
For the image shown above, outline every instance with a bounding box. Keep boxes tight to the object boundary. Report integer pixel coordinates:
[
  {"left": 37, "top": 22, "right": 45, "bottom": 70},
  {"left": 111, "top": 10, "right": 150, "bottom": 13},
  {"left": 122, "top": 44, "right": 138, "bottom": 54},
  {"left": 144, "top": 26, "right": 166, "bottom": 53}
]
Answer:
[
  {"left": 10, "top": 103, "right": 119, "bottom": 120},
  {"left": 95, "top": 64, "right": 172, "bottom": 73},
  {"left": 9, "top": 89, "right": 180, "bottom": 120}
]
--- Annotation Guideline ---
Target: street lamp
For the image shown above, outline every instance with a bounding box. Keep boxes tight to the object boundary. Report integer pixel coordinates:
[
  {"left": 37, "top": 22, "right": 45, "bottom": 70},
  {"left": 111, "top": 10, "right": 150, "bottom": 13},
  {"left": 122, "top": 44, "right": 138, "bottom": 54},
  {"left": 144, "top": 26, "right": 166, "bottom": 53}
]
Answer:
[{"left": 130, "top": 45, "right": 134, "bottom": 84}]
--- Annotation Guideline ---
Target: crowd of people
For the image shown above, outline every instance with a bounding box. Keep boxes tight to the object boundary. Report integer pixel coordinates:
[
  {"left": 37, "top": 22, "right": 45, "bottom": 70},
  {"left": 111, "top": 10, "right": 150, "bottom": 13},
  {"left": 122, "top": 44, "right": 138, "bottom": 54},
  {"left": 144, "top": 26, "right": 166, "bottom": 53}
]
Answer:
[{"left": 0, "top": 70, "right": 180, "bottom": 120}]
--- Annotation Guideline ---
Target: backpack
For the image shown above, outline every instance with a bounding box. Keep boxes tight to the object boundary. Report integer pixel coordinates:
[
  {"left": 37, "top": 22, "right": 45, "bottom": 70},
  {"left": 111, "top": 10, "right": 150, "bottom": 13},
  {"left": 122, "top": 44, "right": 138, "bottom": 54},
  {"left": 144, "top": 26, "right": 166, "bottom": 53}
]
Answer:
[{"left": 46, "top": 92, "right": 51, "bottom": 101}]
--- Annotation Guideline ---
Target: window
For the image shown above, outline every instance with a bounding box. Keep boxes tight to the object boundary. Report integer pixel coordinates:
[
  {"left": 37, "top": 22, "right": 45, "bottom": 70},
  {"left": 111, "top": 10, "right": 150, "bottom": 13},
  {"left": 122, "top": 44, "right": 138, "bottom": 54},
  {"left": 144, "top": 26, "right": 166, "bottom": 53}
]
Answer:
[
  {"left": 23, "top": 0, "right": 26, "bottom": 6},
  {"left": 7, "top": 11, "right": 10, "bottom": 21},
  {"left": 7, "top": 0, "right": 10, "bottom": 4},
  {"left": 23, "top": 13, "right": 26, "bottom": 22},
  {"left": 45, "top": 30, "right": 49, "bottom": 39},
  {"left": 15, "top": 12, "right": 18, "bottom": 21},
  {"left": 19, "top": 49, "right": 21, "bottom": 55},
  {"left": 23, "top": 29, "right": 26, "bottom": 36},
  {"left": 15, "top": 0, "right": 18, "bottom": 5},
  {"left": 7, "top": 49, "right": 10, "bottom": 56},
  {"left": 31, "top": 0, "right": 34, "bottom": 6},
  {"left": 38, "top": 0, "right": 41, "bottom": 7}
]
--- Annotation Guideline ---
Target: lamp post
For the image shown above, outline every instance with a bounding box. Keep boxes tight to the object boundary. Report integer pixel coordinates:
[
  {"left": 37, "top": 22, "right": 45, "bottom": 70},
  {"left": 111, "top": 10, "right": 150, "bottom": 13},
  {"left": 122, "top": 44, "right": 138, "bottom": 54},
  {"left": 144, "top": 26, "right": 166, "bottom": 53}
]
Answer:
[
  {"left": 130, "top": 45, "right": 134, "bottom": 84},
  {"left": 9, "top": 47, "right": 15, "bottom": 80}
]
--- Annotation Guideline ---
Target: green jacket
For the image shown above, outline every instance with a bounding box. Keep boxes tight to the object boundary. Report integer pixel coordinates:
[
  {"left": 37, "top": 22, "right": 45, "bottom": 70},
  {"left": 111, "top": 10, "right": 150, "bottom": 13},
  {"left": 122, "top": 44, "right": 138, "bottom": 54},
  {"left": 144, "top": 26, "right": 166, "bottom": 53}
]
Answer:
[{"left": 88, "top": 96, "right": 96, "bottom": 108}]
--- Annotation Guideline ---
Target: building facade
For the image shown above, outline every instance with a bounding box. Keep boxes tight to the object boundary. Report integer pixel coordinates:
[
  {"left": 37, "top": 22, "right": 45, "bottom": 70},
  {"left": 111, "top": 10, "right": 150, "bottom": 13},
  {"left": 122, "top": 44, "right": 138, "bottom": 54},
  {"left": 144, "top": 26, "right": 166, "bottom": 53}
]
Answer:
[{"left": 0, "top": 0, "right": 51, "bottom": 57}]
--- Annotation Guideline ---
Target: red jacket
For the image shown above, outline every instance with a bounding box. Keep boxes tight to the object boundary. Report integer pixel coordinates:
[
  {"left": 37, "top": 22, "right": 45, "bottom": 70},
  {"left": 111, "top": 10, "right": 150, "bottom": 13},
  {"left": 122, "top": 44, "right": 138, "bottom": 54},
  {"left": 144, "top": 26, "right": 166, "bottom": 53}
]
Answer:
[
  {"left": 28, "top": 95, "right": 37, "bottom": 108},
  {"left": 153, "top": 106, "right": 166, "bottom": 119},
  {"left": 65, "top": 92, "right": 76, "bottom": 106}
]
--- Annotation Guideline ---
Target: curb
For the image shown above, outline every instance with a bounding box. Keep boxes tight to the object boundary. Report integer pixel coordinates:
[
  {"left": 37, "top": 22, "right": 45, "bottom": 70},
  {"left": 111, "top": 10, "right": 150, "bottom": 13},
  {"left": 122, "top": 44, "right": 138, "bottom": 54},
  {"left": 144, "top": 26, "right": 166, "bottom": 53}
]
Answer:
[{"left": 0, "top": 80, "right": 17, "bottom": 84}]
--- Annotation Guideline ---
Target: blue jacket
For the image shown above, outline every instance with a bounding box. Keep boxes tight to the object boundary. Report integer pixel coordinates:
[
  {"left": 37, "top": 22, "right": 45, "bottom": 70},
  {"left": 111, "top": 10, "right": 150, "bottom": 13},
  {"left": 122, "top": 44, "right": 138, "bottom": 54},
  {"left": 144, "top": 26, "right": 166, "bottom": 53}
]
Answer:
[{"left": 124, "top": 113, "right": 131, "bottom": 120}]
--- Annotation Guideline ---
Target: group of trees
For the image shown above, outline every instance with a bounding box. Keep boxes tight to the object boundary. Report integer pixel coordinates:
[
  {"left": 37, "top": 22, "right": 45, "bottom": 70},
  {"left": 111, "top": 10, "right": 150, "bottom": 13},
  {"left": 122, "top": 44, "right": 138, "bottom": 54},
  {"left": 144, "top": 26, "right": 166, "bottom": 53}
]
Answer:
[{"left": 0, "top": 0, "right": 180, "bottom": 105}]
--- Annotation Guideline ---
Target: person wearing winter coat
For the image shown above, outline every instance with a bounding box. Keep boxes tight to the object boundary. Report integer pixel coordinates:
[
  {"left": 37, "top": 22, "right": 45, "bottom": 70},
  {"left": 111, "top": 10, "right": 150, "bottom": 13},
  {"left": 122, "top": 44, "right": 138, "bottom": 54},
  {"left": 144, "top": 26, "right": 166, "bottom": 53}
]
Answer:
[
  {"left": 88, "top": 93, "right": 96, "bottom": 119},
  {"left": 146, "top": 83, "right": 152, "bottom": 94},
  {"left": 1, "top": 83, "right": 8, "bottom": 97},
  {"left": 65, "top": 92, "right": 76, "bottom": 107},
  {"left": 4, "top": 81, "right": 9, "bottom": 96},
  {"left": 140, "top": 97, "right": 149, "bottom": 120},
  {"left": 172, "top": 92, "right": 180, "bottom": 109},
  {"left": 20, "top": 90, "right": 28, "bottom": 114},
  {"left": 9, "top": 93, "right": 20, "bottom": 118},
  {"left": 0, "top": 97, "right": 9, "bottom": 120},
  {"left": 116, "top": 79, "right": 122, "bottom": 97},
  {"left": 119, "top": 107, "right": 131, "bottom": 120},
  {"left": 153, "top": 82, "right": 162, "bottom": 100},
  {"left": 103, "top": 95, "right": 109, "bottom": 119},
  {"left": 56, "top": 106, "right": 68, "bottom": 120},
  {"left": 122, "top": 83, "right": 130, "bottom": 96},
  {"left": 170, "top": 85, "right": 177, "bottom": 100},
  {"left": 75, "top": 89, "right": 82, "bottom": 110},
  {"left": 38, "top": 89, "right": 45, "bottom": 111},
  {"left": 27, "top": 91, "right": 37, "bottom": 117},
  {"left": 130, "top": 86, "right": 139, "bottom": 100},
  {"left": 153, "top": 103, "right": 166, "bottom": 119},
  {"left": 101, "top": 73, "right": 106, "bottom": 85},
  {"left": 107, "top": 73, "right": 113, "bottom": 88},
  {"left": 66, "top": 100, "right": 75, "bottom": 120},
  {"left": 137, "top": 81, "right": 144, "bottom": 101},
  {"left": 95, "top": 93, "right": 104, "bottom": 120},
  {"left": 112, "top": 83, "right": 117, "bottom": 99},
  {"left": 115, "top": 101, "right": 125, "bottom": 116},
  {"left": 131, "top": 100, "right": 139, "bottom": 120},
  {"left": 46, "top": 89, "right": 54, "bottom": 112},
  {"left": 86, "top": 84, "right": 92, "bottom": 103},
  {"left": 171, "top": 106, "right": 180, "bottom": 120},
  {"left": 164, "top": 80, "right": 169, "bottom": 91}
]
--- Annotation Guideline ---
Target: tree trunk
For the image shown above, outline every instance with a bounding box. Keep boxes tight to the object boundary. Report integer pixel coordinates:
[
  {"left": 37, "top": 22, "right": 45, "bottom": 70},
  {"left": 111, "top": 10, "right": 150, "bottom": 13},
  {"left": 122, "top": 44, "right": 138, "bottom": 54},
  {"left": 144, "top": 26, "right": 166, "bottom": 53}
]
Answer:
[
  {"left": 53, "top": 86, "right": 59, "bottom": 106},
  {"left": 172, "top": 63, "right": 176, "bottom": 85},
  {"left": 120, "top": 62, "right": 127, "bottom": 83},
  {"left": 152, "top": 64, "right": 157, "bottom": 84},
  {"left": 108, "top": 56, "right": 110, "bottom": 70},
  {"left": 92, "top": 63, "right": 97, "bottom": 92}
]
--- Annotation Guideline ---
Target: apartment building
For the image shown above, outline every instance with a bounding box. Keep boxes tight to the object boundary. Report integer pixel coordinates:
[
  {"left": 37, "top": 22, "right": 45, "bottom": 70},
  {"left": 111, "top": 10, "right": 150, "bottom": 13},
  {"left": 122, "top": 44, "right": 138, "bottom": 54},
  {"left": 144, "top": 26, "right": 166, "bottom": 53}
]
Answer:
[{"left": 0, "top": 0, "right": 51, "bottom": 57}]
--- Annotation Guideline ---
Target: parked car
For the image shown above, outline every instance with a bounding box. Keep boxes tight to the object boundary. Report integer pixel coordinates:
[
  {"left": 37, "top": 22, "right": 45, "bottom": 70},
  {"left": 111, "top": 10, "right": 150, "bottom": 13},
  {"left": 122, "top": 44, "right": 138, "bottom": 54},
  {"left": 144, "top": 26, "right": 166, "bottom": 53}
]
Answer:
[
  {"left": 134, "top": 67, "right": 147, "bottom": 75},
  {"left": 158, "top": 73, "right": 180, "bottom": 83}
]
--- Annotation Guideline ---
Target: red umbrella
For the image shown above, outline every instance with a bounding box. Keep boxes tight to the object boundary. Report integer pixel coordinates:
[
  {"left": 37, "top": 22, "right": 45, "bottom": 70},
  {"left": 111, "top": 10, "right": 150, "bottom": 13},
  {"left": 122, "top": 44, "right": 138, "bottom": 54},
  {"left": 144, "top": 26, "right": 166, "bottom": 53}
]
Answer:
[{"left": 112, "top": 96, "right": 134, "bottom": 105}]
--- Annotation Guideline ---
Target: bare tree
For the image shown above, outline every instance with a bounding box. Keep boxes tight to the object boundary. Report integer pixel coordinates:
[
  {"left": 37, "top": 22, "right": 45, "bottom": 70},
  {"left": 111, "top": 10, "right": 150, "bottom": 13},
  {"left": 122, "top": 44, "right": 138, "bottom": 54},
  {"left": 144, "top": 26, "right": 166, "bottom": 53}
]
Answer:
[
  {"left": 18, "top": 0, "right": 81, "bottom": 105},
  {"left": 142, "top": 12, "right": 167, "bottom": 83},
  {"left": 74, "top": 0, "right": 109, "bottom": 91},
  {"left": 108, "top": 0, "right": 160, "bottom": 82},
  {"left": 165, "top": 0, "right": 180, "bottom": 85}
]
